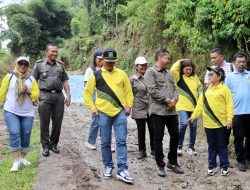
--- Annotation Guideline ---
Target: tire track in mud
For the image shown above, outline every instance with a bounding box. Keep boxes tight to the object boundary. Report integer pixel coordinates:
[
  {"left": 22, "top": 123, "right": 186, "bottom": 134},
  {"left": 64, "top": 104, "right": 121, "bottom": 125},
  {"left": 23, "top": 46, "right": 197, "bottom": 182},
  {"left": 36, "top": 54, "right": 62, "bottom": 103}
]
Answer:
[{"left": 31, "top": 103, "right": 250, "bottom": 190}]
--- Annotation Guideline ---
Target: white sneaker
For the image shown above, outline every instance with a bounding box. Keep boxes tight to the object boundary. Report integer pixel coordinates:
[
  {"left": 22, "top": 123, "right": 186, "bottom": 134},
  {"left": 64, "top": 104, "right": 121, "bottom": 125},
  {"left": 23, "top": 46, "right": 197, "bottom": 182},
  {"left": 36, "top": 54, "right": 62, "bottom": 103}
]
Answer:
[
  {"left": 206, "top": 167, "right": 217, "bottom": 176},
  {"left": 111, "top": 145, "right": 115, "bottom": 152},
  {"left": 116, "top": 170, "right": 134, "bottom": 184},
  {"left": 103, "top": 167, "right": 113, "bottom": 179},
  {"left": 187, "top": 148, "right": 198, "bottom": 156},
  {"left": 85, "top": 142, "right": 96, "bottom": 150},
  {"left": 11, "top": 160, "right": 20, "bottom": 172},
  {"left": 221, "top": 168, "right": 229, "bottom": 176},
  {"left": 20, "top": 158, "right": 30, "bottom": 166}
]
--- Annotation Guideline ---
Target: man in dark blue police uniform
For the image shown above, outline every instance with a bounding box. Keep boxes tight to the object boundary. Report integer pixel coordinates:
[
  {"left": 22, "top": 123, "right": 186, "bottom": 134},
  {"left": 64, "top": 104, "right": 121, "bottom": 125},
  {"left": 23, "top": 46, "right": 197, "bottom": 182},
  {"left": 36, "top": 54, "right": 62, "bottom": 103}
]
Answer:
[{"left": 32, "top": 44, "right": 71, "bottom": 157}]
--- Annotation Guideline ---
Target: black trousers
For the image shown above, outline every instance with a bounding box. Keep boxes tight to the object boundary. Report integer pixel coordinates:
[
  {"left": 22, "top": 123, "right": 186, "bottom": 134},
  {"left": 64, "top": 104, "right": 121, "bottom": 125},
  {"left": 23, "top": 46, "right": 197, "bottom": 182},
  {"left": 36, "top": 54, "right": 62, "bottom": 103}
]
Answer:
[
  {"left": 205, "top": 127, "right": 229, "bottom": 169},
  {"left": 38, "top": 92, "right": 65, "bottom": 149},
  {"left": 150, "top": 114, "right": 179, "bottom": 167},
  {"left": 233, "top": 114, "right": 250, "bottom": 163},
  {"left": 135, "top": 116, "right": 154, "bottom": 152}
]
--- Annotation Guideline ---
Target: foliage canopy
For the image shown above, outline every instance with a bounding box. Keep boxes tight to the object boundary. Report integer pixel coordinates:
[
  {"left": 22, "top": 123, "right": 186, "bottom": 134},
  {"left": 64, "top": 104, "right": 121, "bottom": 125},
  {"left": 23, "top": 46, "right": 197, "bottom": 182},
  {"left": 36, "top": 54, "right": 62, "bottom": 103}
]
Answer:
[{"left": 3, "top": 0, "right": 72, "bottom": 58}]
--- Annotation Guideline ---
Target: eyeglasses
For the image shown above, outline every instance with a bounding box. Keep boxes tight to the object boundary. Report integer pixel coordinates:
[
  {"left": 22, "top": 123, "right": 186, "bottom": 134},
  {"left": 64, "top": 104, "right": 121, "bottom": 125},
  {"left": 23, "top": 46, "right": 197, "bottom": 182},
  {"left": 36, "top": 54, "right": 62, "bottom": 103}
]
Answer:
[
  {"left": 208, "top": 73, "right": 214, "bottom": 77},
  {"left": 18, "top": 63, "right": 28, "bottom": 67},
  {"left": 18, "top": 62, "right": 29, "bottom": 67}
]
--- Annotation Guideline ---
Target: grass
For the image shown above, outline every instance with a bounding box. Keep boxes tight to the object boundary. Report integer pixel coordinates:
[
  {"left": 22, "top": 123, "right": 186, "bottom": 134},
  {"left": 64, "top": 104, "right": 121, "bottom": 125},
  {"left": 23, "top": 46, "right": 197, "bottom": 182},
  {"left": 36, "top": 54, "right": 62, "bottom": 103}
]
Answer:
[{"left": 0, "top": 124, "right": 40, "bottom": 190}]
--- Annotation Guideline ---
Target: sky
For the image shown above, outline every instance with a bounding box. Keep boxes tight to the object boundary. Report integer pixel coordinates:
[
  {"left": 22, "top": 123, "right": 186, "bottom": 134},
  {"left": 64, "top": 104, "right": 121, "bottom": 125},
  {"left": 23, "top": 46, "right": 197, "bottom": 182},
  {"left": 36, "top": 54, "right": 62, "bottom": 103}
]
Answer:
[
  {"left": 0, "top": 0, "right": 26, "bottom": 49},
  {"left": 0, "top": 0, "right": 25, "bottom": 8}
]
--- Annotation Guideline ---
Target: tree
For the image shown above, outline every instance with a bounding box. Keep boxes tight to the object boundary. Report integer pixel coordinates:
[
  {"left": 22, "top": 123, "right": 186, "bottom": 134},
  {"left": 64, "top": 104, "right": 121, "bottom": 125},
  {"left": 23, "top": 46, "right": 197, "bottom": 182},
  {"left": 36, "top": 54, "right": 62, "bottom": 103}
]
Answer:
[
  {"left": 164, "top": 0, "right": 250, "bottom": 57},
  {"left": 4, "top": 0, "right": 72, "bottom": 58}
]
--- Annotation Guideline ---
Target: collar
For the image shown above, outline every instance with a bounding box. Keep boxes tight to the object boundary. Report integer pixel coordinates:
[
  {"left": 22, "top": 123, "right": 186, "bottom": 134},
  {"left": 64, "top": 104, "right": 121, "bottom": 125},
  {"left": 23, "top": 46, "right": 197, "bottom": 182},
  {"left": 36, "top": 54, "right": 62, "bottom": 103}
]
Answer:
[
  {"left": 101, "top": 66, "right": 117, "bottom": 73},
  {"left": 234, "top": 69, "right": 248, "bottom": 75},
  {"left": 208, "top": 82, "right": 223, "bottom": 89},
  {"left": 45, "top": 58, "right": 56, "bottom": 65},
  {"left": 153, "top": 64, "right": 167, "bottom": 72},
  {"left": 134, "top": 73, "right": 143, "bottom": 79},
  {"left": 220, "top": 61, "right": 227, "bottom": 67}
]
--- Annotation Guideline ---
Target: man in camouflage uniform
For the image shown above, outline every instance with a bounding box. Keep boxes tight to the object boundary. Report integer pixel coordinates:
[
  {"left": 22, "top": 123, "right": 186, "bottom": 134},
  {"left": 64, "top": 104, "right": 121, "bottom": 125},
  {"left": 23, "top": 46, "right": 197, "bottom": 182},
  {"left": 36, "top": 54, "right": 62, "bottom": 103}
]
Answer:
[{"left": 32, "top": 44, "right": 71, "bottom": 157}]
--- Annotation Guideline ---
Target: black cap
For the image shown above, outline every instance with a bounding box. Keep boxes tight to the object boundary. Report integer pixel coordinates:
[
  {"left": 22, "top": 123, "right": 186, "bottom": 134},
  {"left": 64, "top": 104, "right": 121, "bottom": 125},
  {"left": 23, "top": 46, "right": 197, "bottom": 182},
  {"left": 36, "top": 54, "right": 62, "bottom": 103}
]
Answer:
[
  {"left": 206, "top": 66, "right": 225, "bottom": 77},
  {"left": 102, "top": 49, "right": 117, "bottom": 62}
]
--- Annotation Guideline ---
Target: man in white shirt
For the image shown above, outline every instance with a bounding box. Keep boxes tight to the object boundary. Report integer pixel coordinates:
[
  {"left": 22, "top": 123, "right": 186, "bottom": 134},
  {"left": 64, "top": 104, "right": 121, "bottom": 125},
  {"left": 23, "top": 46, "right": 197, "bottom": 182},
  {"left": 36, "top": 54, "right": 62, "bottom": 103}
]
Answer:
[{"left": 204, "top": 48, "right": 234, "bottom": 86}]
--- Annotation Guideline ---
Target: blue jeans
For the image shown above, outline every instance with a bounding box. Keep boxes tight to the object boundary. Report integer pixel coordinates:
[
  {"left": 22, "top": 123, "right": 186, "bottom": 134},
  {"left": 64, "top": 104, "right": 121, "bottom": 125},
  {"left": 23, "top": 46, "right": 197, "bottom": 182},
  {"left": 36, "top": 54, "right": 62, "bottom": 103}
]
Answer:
[
  {"left": 98, "top": 110, "right": 128, "bottom": 173},
  {"left": 205, "top": 127, "right": 229, "bottom": 169},
  {"left": 87, "top": 116, "right": 99, "bottom": 145},
  {"left": 4, "top": 110, "right": 34, "bottom": 152},
  {"left": 178, "top": 111, "right": 197, "bottom": 148}
]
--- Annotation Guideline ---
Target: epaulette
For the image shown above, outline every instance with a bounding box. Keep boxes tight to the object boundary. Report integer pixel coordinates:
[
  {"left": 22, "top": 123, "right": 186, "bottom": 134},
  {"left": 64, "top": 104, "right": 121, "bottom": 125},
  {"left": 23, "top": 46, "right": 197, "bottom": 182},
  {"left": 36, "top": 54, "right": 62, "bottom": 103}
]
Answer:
[
  {"left": 36, "top": 59, "right": 44, "bottom": 63},
  {"left": 56, "top": 60, "right": 65, "bottom": 65}
]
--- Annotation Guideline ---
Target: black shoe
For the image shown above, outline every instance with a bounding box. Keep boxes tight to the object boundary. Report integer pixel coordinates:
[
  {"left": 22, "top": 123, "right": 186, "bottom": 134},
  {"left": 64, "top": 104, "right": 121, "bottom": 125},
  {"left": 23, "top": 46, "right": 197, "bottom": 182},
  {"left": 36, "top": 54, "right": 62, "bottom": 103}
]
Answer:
[
  {"left": 42, "top": 147, "right": 50, "bottom": 157},
  {"left": 157, "top": 167, "right": 166, "bottom": 177},
  {"left": 238, "top": 162, "right": 247, "bottom": 172},
  {"left": 50, "top": 145, "right": 60, "bottom": 154},
  {"left": 246, "top": 160, "right": 250, "bottom": 168},
  {"left": 137, "top": 151, "right": 147, "bottom": 159},
  {"left": 150, "top": 150, "right": 155, "bottom": 156},
  {"left": 167, "top": 163, "right": 184, "bottom": 174}
]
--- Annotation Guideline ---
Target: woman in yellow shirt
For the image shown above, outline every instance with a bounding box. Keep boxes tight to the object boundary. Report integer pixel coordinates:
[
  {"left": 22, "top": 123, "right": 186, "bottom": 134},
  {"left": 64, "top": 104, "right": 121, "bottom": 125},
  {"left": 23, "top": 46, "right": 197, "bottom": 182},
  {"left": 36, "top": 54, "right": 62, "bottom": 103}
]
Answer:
[
  {"left": 170, "top": 59, "right": 202, "bottom": 156},
  {"left": 188, "top": 66, "right": 233, "bottom": 176}
]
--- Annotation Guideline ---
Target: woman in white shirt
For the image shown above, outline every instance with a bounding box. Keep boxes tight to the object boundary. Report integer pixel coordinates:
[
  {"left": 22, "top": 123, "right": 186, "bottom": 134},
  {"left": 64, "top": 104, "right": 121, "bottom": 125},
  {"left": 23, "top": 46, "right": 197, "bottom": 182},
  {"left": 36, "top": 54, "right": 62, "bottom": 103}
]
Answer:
[
  {"left": 84, "top": 50, "right": 103, "bottom": 149},
  {"left": 0, "top": 56, "right": 39, "bottom": 172}
]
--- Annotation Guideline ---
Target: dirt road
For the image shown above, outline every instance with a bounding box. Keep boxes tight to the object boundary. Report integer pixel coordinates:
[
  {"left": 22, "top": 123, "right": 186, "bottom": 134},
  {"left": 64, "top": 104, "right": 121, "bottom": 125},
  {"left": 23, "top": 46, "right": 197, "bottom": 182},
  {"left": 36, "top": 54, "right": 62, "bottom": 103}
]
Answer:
[{"left": 31, "top": 103, "right": 250, "bottom": 190}]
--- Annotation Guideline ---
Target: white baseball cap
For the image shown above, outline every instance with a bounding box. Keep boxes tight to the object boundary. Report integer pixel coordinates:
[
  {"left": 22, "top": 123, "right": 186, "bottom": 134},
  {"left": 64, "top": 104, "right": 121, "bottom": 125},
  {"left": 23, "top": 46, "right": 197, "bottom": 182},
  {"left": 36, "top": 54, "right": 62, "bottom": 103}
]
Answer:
[
  {"left": 134, "top": 56, "right": 147, "bottom": 65},
  {"left": 16, "top": 56, "right": 30, "bottom": 65}
]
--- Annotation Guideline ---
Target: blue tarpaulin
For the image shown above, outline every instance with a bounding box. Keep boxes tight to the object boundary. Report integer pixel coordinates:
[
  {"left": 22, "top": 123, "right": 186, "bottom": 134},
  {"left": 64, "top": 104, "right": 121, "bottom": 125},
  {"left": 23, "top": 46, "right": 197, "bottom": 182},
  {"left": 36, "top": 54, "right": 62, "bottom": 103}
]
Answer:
[{"left": 63, "top": 75, "right": 84, "bottom": 103}]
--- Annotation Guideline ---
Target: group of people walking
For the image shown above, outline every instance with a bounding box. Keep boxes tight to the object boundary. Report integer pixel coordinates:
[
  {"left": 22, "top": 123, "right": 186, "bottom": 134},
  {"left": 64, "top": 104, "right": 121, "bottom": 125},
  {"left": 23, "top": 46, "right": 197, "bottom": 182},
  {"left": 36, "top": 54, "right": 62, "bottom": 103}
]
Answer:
[
  {"left": 0, "top": 44, "right": 71, "bottom": 171},
  {"left": 0, "top": 45, "right": 249, "bottom": 185},
  {"left": 83, "top": 48, "right": 250, "bottom": 183}
]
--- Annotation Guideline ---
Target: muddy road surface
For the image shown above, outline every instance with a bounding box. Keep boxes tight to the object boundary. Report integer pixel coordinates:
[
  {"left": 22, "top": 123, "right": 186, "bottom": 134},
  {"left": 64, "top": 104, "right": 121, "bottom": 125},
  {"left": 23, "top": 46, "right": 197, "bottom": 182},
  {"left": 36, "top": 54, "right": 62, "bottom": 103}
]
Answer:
[{"left": 1, "top": 103, "right": 249, "bottom": 190}]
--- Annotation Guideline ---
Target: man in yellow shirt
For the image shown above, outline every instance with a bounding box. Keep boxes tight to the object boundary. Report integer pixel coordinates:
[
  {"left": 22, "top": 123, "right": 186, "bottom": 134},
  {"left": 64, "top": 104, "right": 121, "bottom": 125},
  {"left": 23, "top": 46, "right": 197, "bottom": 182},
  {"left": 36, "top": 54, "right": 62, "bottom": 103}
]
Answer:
[{"left": 84, "top": 49, "right": 134, "bottom": 184}]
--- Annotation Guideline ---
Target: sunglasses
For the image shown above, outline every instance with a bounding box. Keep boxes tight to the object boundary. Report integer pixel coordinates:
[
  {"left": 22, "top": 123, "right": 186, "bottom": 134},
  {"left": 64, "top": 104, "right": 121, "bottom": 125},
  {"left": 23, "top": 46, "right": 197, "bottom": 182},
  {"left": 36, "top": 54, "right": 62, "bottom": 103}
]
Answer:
[{"left": 18, "top": 62, "right": 29, "bottom": 67}]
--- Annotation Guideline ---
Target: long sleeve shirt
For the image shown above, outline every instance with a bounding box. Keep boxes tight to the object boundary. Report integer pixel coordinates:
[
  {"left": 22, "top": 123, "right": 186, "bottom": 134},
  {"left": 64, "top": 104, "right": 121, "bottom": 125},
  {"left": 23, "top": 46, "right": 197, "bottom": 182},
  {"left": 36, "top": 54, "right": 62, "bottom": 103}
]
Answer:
[
  {"left": 191, "top": 83, "right": 234, "bottom": 129},
  {"left": 83, "top": 67, "right": 134, "bottom": 117},
  {"left": 170, "top": 60, "right": 202, "bottom": 112},
  {"left": 0, "top": 74, "right": 40, "bottom": 117},
  {"left": 144, "top": 64, "right": 178, "bottom": 116},
  {"left": 130, "top": 73, "right": 149, "bottom": 119}
]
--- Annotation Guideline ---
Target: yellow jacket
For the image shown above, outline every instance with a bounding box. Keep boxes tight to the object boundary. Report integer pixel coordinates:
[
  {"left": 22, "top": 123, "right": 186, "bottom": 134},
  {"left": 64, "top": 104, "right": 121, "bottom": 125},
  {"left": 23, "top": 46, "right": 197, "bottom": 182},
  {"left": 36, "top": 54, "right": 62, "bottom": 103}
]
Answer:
[
  {"left": 191, "top": 83, "right": 234, "bottom": 129},
  {"left": 0, "top": 74, "right": 39, "bottom": 103},
  {"left": 83, "top": 67, "right": 134, "bottom": 117},
  {"left": 170, "top": 60, "right": 202, "bottom": 112}
]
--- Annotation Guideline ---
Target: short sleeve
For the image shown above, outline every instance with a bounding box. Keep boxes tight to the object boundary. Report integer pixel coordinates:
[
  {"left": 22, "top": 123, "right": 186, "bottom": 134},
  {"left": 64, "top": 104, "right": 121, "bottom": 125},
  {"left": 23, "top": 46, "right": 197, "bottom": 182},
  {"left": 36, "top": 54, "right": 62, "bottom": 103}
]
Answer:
[
  {"left": 62, "top": 67, "right": 69, "bottom": 81},
  {"left": 84, "top": 67, "right": 93, "bottom": 82},
  {"left": 31, "top": 63, "right": 40, "bottom": 80}
]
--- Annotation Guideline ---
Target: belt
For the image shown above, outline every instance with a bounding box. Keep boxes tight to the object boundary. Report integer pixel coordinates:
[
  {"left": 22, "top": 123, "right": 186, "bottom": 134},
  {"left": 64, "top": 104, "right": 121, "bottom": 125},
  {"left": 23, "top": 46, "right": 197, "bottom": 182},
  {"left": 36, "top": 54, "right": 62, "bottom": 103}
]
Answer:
[{"left": 40, "top": 89, "right": 62, "bottom": 94}]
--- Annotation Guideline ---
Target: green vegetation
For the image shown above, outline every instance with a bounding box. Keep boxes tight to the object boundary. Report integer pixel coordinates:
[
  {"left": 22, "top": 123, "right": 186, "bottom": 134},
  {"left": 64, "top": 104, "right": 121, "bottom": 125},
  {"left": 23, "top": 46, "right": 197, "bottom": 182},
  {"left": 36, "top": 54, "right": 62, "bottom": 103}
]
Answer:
[
  {"left": 0, "top": 0, "right": 249, "bottom": 74},
  {"left": 0, "top": 124, "right": 40, "bottom": 190},
  {"left": 0, "top": 50, "right": 13, "bottom": 80},
  {"left": 2, "top": 0, "right": 72, "bottom": 59}
]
